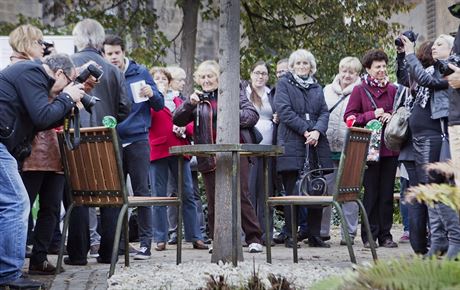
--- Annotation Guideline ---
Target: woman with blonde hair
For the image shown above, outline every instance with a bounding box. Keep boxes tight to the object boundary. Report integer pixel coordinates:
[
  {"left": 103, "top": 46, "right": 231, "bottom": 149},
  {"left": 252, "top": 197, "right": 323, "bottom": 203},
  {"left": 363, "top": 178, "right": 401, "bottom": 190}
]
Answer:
[
  {"left": 9, "top": 24, "right": 45, "bottom": 63},
  {"left": 322, "top": 56, "right": 362, "bottom": 245},
  {"left": 173, "top": 60, "right": 264, "bottom": 253}
]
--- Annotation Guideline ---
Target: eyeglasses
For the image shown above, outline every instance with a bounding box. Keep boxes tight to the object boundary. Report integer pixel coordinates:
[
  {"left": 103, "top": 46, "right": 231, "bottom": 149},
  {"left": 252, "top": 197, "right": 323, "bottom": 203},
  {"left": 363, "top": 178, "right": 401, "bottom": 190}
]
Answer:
[
  {"left": 62, "top": 71, "right": 73, "bottom": 85},
  {"left": 252, "top": 71, "right": 268, "bottom": 77}
]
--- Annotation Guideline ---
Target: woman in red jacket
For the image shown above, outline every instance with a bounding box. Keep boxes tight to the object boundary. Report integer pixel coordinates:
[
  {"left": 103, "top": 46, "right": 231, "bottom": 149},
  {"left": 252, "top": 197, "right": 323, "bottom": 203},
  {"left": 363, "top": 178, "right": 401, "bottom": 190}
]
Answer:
[
  {"left": 148, "top": 67, "right": 208, "bottom": 251},
  {"left": 344, "top": 49, "right": 399, "bottom": 249}
]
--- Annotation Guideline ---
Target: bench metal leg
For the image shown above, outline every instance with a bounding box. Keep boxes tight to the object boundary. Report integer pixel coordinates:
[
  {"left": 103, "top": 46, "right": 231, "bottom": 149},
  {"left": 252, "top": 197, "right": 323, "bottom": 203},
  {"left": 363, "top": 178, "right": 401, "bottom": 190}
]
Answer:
[
  {"left": 263, "top": 157, "right": 272, "bottom": 263},
  {"left": 177, "top": 158, "right": 183, "bottom": 265},
  {"left": 124, "top": 209, "right": 129, "bottom": 267},
  {"left": 333, "top": 201, "right": 356, "bottom": 264},
  {"left": 291, "top": 205, "right": 298, "bottom": 263},
  {"left": 357, "top": 199, "right": 378, "bottom": 261},
  {"left": 109, "top": 204, "right": 128, "bottom": 277},
  {"left": 56, "top": 203, "right": 75, "bottom": 274}
]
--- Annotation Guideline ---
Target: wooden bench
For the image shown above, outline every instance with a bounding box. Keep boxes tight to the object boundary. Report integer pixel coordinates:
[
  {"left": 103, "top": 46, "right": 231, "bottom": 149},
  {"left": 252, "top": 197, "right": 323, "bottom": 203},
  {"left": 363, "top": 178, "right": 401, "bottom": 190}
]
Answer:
[
  {"left": 265, "top": 127, "right": 378, "bottom": 264},
  {"left": 56, "top": 127, "right": 182, "bottom": 277}
]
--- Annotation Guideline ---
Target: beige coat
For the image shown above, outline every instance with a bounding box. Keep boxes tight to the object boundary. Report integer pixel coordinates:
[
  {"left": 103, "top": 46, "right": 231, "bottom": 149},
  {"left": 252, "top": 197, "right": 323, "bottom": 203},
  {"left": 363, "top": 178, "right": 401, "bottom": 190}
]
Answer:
[{"left": 323, "top": 75, "right": 361, "bottom": 152}]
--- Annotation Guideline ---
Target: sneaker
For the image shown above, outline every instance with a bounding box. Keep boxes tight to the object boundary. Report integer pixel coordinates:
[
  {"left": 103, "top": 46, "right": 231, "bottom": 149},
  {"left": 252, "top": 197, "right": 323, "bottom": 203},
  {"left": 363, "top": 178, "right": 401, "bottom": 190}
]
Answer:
[
  {"left": 89, "top": 244, "right": 100, "bottom": 258},
  {"left": 133, "top": 247, "right": 151, "bottom": 260},
  {"left": 340, "top": 239, "right": 355, "bottom": 246},
  {"left": 248, "top": 243, "right": 263, "bottom": 253},
  {"left": 399, "top": 231, "right": 410, "bottom": 243},
  {"left": 26, "top": 245, "right": 32, "bottom": 258},
  {"left": 168, "top": 233, "right": 178, "bottom": 245},
  {"left": 118, "top": 244, "right": 138, "bottom": 256},
  {"left": 380, "top": 239, "right": 398, "bottom": 248}
]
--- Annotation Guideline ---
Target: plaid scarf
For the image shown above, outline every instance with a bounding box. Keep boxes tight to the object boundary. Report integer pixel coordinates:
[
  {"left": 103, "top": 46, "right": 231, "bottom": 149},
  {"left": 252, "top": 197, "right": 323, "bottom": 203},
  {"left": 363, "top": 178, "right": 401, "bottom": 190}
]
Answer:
[
  {"left": 292, "top": 73, "right": 315, "bottom": 89},
  {"left": 362, "top": 73, "right": 389, "bottom": 88}
]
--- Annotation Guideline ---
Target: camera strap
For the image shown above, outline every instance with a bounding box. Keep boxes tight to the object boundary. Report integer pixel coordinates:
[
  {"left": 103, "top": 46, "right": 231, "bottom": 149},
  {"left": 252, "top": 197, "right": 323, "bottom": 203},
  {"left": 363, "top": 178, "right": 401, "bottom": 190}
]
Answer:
[{"left": 63, "top": 107, "right": 81, "bottom": 150}]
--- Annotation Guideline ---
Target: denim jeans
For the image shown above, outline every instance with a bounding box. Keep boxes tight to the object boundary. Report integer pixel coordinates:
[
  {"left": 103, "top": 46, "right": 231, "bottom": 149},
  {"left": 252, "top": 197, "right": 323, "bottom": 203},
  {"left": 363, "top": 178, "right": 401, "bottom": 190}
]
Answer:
[
  {"left": 123, "top": 141, "right": 153, "bottom": 248},
  {"left": 0, "top": 143, "right": 29, "bottom": 283},
  {"left": 149, "top": 156, "right": 202, "bottom": 242}
]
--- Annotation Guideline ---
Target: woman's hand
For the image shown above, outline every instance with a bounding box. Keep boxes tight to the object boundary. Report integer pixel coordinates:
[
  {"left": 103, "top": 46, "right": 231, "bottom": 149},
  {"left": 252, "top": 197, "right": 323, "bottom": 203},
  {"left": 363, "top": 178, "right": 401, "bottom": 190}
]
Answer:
[
  {"left": 304, "top": 130, "right": 320, "bottom": 147},
  {"left": 447, "top": 64, "right": 460, "bottom": 89},
  {"left": 173, "top": 125, "right": 186, "bottom": 138},
  {"left": 374, "top": 108, "right": 384, "bottom": 119},
  {"left": 401, "top": 35, "right": 415, "bottom": 55},
  {"left": 189, "top": 91, "right": 201, "bottom": 106},
  {"left": 379, "top": 112, "right": 392, "bottom": 123},
  {"left": 272, "top": 113, "right": 279, "bottom": 124}
]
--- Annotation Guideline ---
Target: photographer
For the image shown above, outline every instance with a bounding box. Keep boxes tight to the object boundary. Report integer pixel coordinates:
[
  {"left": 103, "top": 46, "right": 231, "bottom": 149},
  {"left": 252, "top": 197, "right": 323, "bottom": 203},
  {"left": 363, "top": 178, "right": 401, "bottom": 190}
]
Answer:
[
  {"left": 0, "top": 54, "right": 84, "bottom": 289},
  {"left": 446, "top": 2, "right": 460, "bottom": 188},
  {"left": 400, "top": 32, "right": 460, "bottom": 259},
  {"left": 447, "top": 64, "right": 460, "bottom": 187}
]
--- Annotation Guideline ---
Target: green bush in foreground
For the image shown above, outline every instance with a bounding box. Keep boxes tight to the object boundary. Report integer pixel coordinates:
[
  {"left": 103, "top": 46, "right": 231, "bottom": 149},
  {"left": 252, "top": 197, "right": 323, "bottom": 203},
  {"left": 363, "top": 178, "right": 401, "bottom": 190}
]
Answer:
[{"left": 310, "top": 257, "right": 460, "bottom": 290}]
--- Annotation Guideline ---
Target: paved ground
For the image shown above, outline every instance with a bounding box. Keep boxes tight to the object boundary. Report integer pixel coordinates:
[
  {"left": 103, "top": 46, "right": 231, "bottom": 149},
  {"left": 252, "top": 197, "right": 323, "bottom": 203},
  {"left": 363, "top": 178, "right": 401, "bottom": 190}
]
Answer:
[{"left": 24, "top": 224, "right": 413, "bottom": 290}]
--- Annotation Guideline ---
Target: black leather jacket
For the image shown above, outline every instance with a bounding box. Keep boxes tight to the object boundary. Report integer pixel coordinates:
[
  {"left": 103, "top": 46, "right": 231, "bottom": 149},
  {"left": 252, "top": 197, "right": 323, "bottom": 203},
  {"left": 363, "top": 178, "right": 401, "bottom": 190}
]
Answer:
[{"left": 397, "top": 53, "right": 450, "bottom": 120}]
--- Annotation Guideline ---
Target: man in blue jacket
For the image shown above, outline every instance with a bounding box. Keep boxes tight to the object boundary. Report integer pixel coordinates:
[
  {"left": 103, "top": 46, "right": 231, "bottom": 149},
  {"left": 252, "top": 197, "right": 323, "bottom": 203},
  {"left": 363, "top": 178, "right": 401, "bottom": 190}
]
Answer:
[{"left": 103, "top": 34, "right": 164, "bottom": 260}]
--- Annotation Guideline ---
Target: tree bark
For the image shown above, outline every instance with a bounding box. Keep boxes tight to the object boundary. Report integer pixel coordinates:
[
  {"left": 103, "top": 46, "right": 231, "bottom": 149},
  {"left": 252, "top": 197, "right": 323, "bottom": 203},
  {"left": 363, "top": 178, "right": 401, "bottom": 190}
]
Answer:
[
  {"left": 179, "top": 0, "right": 199, "bottom": 97},
  {"left": 212, "top": 0, "right": 242, "bottom": 264}
]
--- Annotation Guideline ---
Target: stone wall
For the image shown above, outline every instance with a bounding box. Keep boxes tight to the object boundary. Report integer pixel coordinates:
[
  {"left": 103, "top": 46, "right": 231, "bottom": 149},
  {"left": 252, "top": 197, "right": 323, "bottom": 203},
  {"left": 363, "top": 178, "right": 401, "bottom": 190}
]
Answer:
[{"left": 0, "top": 0, "right": 41, "bottom": 24}]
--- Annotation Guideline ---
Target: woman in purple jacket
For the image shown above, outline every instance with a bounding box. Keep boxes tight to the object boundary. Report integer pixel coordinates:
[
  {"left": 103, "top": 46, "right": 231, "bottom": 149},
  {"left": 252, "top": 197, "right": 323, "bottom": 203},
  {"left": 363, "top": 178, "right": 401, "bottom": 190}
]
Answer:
[{"left": 344, "top": 49, "right": 399, "bottom": 249}]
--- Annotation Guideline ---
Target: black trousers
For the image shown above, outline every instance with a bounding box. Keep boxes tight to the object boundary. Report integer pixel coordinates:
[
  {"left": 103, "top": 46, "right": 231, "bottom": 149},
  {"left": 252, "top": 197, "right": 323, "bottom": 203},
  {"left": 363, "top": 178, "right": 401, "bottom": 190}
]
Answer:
[
  {"left": 22, "top": 171, "right": 64, "bottom": 265},
  {"left": 67, "top": 206, "right": 120, "bottom": 262},
  {"left": 280, "top": 171, "right": 322, "bottom": 239},
  {"left": 361, "top": 156, "right": 398, "bottom": 244},
  {"left": 403, "top": 161, "right": 429, "bottom": 254}
]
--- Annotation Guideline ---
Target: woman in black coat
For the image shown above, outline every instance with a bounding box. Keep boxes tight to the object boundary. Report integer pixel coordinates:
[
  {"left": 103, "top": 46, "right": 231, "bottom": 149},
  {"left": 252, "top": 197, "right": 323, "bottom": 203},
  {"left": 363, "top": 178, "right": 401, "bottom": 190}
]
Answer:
[{"left": 275, "top": 49, "right": 333, "bottom": 248}]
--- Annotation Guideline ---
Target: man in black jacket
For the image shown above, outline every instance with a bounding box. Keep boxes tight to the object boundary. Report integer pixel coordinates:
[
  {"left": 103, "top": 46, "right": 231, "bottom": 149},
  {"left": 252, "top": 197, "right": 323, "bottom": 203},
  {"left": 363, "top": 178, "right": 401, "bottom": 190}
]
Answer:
[
  {"left": 64, "top": 18, "right": 132, "bottom": 266},
  {"left": 0, "top": 54, "right": 84, "bottom": 289}
]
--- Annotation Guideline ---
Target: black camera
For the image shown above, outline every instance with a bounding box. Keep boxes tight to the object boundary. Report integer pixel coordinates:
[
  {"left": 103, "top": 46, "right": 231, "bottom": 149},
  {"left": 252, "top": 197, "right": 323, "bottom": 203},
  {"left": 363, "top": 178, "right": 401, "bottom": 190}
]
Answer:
[
  {"left": 438, "top": 54, "right": 460, "bottom": 76},
  {"left": 395, "top": 30, "right": 418, "bottom": 48},
  {"left": 197, "top": 91, "right": 211, "bottom": 102},
  {"left": 42, "top": 41, "right": 54, "bottom": 56},
  {"left": 74, "top": 64, "right": 103, "bottom": 113}
]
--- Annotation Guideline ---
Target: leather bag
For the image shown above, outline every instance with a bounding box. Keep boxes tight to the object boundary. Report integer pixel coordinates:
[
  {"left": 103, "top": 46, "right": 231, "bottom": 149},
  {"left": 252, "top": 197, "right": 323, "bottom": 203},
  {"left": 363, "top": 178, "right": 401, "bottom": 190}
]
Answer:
[{"left": 384, "top": 86, "right": 410, "bottom": 151}]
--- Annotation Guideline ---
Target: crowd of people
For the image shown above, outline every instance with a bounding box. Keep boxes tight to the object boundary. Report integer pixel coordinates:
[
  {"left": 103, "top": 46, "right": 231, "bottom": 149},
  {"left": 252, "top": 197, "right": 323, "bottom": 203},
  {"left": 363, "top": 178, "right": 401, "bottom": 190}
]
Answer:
[{"left": 1, "top": 12, "right": 460, "bottom": 289}]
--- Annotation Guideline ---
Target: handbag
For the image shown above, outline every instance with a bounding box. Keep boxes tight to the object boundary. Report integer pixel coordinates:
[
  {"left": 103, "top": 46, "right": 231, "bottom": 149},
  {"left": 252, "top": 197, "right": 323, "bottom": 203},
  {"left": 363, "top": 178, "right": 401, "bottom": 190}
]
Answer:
[
  {"left": 249, "top": 126, "right": 263, "bottom": 144},
  {"left": 296, "top": 145, "right": 327, "bottom": 196},
  {"left": 363, "top": 87, "right": 383, "bottom": 162},
  {"left": 384, "top": 86, "right": 410, "bottom": 151}
]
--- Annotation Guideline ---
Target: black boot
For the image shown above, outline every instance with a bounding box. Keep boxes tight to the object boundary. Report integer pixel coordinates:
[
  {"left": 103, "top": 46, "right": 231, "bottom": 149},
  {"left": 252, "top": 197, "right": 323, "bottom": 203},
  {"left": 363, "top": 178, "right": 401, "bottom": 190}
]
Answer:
[{"left": 308, "top": 236, "right": 330, "bottom": 248}]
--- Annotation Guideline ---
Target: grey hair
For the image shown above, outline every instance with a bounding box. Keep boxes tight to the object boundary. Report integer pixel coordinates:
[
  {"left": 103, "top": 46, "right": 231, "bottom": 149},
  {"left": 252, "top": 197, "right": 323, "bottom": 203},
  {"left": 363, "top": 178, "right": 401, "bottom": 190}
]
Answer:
[
  {"left": 288, "top": 49, "right": 317, "bottom": 76},
  {"left": 43, "top": 53, "right": 75, "bottom": 76},
  {"left": 72, "top": 19, "right": 106, "bottom": 51}
]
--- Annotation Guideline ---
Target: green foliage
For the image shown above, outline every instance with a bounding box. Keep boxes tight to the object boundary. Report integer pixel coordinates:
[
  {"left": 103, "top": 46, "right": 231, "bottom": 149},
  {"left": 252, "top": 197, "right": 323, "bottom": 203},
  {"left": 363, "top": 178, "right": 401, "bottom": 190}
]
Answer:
[
  {"left": 311, "top": 257, "right": 460, "bottom": 290},
  {"left": 240, "top": 0, "right": 414, "bottom": 84}
]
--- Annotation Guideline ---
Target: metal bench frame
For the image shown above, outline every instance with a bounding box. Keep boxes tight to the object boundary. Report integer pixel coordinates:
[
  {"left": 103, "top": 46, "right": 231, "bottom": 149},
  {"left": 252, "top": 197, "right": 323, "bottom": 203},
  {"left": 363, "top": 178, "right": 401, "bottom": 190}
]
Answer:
[
  {"left": 265, "top": 127, "right": 378, "bottom": 264},
  {"left": 56, "top": 127, "right": 182, "bottom": 277}
]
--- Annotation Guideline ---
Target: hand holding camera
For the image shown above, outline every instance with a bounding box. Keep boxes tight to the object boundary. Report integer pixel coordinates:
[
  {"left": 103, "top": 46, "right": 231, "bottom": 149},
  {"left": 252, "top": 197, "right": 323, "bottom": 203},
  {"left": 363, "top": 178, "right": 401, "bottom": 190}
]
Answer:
[
  {"left": 63, "top": 83, "right": 85, "bottom": 103},
  {"left": 447, "top": 63, "right": 460, "bottom": 89},
  {"left": 189, "top": 91, "right": 201, "bottom": 105}
]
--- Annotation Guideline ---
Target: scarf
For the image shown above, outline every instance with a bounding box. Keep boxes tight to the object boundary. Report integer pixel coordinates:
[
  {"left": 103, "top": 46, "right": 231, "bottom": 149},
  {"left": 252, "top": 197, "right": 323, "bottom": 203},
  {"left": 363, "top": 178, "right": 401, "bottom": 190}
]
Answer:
[
  {"left": 164, "top": 91, "right": 177, "bottom": 112},
  {"left": 362, "top": 73, "right": 389, "bottom": 88},
  {"left": 292, "top": 73, "right": 315, "bottom": 89},
  {"left": 413, "top": 66, "right": 435, "bottom": 109}
]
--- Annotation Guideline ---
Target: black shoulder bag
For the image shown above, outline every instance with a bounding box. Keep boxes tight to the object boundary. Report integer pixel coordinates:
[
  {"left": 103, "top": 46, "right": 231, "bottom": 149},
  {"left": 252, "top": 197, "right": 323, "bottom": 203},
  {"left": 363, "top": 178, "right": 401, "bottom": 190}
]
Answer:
[{"left": 296, "top": 145, "right": 327, "bottom": 196}]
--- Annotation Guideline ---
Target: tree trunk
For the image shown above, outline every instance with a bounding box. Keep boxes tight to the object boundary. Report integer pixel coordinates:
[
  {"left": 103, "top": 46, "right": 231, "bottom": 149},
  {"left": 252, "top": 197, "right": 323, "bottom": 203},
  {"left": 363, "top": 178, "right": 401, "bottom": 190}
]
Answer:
[
  {"left": 179, "top": 0, "right": 199, "bottom": 97},
  {"left": 212, "top": 0, "right": 242, "bottom": 264}
]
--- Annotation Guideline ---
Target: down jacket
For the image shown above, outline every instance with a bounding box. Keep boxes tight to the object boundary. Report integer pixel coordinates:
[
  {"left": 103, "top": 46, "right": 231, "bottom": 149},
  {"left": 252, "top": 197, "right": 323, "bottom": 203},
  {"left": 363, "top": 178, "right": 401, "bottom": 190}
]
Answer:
[{"left": 274, "top": 72, "right": 333, "bottom": 172}]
